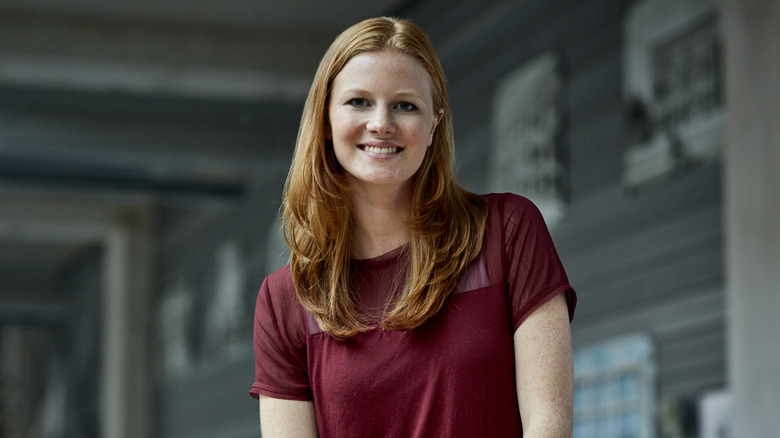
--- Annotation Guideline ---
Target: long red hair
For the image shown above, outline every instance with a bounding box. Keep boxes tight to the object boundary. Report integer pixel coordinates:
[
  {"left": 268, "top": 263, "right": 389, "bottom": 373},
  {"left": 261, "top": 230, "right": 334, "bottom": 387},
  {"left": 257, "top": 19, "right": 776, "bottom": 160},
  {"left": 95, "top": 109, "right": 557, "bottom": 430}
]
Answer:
[{"left": 283, "top": 16, "right": 487, "bottom": 340}]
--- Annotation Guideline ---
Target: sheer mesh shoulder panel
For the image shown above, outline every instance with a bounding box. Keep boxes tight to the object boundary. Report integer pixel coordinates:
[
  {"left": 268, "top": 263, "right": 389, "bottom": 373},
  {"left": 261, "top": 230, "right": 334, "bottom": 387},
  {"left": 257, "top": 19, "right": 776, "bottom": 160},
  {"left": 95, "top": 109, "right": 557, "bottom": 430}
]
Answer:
[
  {"left": 454, "top": 250, "right": 492, "bottom": 294},
  {"left": 250, "top": 265, "right": 312, "bottom": 400},
  {"left": 487, "top": 193, "right": 576, "bottom": 330}
]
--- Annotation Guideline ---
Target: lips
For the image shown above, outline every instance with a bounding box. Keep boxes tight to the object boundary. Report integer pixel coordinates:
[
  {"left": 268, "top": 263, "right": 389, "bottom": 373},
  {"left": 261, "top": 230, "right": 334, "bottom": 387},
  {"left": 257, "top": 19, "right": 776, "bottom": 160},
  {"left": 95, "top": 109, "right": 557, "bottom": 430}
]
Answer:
[
  {"left": 362, "top": 145, "right": 400, "bottom": 154},
  {"left": 358, "top": 142, "right": 402, "bottom": 154}
]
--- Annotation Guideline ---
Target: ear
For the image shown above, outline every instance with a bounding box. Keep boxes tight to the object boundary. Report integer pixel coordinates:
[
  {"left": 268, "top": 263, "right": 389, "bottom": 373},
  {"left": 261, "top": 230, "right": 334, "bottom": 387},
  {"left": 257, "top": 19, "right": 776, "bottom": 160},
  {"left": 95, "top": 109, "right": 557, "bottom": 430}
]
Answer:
[{"left": 428, "top": 108, "right": 444, "bottom": 146}]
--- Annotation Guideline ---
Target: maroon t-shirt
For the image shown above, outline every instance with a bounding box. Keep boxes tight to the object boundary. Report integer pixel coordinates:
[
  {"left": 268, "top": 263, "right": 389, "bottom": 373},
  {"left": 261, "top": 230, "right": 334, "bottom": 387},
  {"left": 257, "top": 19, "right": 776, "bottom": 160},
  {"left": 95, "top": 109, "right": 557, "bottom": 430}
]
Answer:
[{"left": 250, "top": 193, "right": 576, "bottom": 437}]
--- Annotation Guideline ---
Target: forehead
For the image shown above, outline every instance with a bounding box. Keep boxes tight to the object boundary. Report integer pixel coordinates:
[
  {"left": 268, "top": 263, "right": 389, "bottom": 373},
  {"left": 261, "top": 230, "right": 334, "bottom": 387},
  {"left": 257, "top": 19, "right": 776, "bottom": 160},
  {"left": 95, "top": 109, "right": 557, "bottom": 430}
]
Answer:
[{"left": 331, "top": 49, "right": 434, "bottom": 95}]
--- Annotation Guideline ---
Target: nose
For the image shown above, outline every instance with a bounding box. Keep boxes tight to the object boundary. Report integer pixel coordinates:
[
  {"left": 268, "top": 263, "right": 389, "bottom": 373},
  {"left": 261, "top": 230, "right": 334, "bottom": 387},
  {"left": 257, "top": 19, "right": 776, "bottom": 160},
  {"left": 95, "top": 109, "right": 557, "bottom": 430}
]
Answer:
[{"left": 366, "top": 107, "right": 395, "bottom": 135}]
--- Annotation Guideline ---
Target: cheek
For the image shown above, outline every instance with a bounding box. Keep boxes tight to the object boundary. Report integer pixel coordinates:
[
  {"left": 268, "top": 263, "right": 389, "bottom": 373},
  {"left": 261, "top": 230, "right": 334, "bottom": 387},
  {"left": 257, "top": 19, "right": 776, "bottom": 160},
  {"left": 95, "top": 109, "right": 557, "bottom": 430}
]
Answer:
[
  {"left": 412, "top": 120, "right": 436, "bottom": 145},
  {"left": 328, "top": 111, "right": 357, "bottom": 141}
]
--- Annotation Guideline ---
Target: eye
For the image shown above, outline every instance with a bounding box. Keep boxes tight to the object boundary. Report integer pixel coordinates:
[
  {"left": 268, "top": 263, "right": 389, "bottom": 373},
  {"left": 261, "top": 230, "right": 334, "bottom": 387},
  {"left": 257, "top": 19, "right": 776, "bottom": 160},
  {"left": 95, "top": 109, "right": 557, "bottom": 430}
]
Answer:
[
  {"left": 348, "top": 98, "right": 368, "bottom": 108},
  {"left": 396, "top": 102, "right": 417, "bottom": 112}
]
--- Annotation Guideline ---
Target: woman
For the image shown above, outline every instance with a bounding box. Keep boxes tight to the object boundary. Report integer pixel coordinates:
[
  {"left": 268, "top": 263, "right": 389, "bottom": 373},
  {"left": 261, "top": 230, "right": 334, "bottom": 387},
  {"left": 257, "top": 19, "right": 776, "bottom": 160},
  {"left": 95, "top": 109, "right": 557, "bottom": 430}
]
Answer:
[{"left": 250, "top": 16, "right": 576, "bottom": 437}]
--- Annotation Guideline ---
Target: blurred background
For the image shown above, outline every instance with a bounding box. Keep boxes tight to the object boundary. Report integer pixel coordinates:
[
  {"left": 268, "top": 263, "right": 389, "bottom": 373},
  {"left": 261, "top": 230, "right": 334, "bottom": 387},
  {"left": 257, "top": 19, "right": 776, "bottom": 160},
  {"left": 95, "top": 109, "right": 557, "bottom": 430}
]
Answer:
[{"left": 0, "top": 0, "right": 777, "bottom": 437}]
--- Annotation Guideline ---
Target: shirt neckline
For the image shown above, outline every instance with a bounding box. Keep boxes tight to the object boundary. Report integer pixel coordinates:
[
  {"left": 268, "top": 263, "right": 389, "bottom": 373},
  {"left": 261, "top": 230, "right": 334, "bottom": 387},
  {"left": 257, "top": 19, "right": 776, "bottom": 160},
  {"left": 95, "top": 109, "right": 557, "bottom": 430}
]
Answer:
[{"left": 352, "top": 243, "right": 407, "bottom": 269}]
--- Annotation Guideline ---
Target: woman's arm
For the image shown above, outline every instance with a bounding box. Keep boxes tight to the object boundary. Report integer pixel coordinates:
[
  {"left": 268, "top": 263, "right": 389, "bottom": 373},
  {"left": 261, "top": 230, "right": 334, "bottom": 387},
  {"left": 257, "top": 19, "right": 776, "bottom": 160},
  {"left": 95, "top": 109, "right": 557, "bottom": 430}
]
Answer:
[
  {"left": 258, "top": 395, "right": 318, "bottom": 438},
  {"left": 513, "top": 293, "right": 574, "bottom": 438}
]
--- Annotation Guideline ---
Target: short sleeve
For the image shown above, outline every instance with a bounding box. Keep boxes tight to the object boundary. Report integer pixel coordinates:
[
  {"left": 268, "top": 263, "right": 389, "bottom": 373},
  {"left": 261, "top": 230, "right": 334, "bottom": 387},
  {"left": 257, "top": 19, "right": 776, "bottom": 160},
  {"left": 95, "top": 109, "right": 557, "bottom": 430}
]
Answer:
[
  {"left": 250, "top": 269, "right": 312, "bottom": 400},
  {"left": 498, "top": 194, "right": 576, "bottom": 330}
]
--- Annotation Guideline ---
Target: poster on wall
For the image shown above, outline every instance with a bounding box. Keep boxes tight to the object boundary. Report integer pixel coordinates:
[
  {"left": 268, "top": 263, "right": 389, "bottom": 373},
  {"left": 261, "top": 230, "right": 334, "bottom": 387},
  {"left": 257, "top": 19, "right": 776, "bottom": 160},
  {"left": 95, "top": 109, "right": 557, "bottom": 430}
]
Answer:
[
  {"left": 489, "top": 51, "right": 567, "bottom": 229},
  {"left": 573, "top": 334, "right": 656, "bottom": 438},
  {"left": 623, "top": 0, "right": 724, "bottom": 187},
  {"left": 204, "top": 239, "right": 247, "bottom": 357},
  {"left": 160, "top": 280, "right": 194, "bottom": 376},
  {"left": 699, "top": 390, "right": 730, "bottom": 438}
]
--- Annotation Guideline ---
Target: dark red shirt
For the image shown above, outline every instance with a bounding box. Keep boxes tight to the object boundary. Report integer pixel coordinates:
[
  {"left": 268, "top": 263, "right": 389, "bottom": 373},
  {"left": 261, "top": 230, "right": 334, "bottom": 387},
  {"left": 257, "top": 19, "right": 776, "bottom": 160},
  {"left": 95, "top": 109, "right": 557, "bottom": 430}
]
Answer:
[{"left": 251, "top": 193, "right": 576, "bottom": 437}]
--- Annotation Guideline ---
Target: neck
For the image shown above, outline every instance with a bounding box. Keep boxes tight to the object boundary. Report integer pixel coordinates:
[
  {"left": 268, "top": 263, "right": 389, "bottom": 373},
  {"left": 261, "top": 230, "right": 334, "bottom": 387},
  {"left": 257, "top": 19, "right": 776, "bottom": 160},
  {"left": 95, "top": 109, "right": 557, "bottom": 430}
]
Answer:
[{"left": 349, "top": 183, "right": 413, "bottom": 260}]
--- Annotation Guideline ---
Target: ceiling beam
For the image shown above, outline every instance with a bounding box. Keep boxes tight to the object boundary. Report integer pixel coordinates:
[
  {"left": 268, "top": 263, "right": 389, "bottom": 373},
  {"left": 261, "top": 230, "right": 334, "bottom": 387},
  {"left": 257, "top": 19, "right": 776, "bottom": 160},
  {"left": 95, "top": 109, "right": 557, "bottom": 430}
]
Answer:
[{"left": 0, "top": 8, "right": 326, "bottom": 100}]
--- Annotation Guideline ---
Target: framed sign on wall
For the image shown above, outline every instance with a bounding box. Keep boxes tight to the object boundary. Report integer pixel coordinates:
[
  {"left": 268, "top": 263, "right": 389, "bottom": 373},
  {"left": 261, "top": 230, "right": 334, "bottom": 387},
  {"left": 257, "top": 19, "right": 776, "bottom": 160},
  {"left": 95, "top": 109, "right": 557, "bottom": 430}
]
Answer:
[
  {"left": 490, "top": 52, "right": 567, "bottom": 229},
  {"left": 623, "top": 0, "right": 724, "bottom": 188}
]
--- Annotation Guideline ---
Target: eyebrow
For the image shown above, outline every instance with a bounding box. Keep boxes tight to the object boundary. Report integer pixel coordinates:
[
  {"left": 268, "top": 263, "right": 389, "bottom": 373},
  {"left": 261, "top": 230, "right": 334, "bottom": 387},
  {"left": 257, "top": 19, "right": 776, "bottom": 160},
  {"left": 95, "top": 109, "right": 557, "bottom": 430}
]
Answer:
[{"left": 337, "top": 87, "right": 427, "bottom": 100}]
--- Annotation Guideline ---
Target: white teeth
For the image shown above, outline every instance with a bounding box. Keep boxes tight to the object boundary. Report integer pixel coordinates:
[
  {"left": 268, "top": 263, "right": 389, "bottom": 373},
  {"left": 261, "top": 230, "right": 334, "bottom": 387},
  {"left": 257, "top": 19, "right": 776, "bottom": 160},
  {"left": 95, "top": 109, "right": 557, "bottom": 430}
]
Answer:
[{"left": 363, "top": 145, "right": 399, "bottom": 154}]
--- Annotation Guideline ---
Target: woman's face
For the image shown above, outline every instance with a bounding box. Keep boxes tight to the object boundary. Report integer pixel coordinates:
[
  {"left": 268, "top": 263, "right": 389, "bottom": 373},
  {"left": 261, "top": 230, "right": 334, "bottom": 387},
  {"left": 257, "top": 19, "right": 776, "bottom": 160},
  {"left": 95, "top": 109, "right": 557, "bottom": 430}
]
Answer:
[{"left": 327, "top": 49, "right": 443, "bottom": 193}]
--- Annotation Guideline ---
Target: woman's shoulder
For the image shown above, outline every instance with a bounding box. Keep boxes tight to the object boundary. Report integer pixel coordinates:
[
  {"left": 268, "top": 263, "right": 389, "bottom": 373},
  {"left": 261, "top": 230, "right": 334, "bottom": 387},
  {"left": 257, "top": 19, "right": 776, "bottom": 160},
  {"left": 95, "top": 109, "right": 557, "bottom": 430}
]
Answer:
[
  {"left": 481, "top": 192, "right": 543, "bottom": 219},
  {"left": 257, "top": 264, "right": 300, "bottom": 319},
  {"left": 256, "top": 263, "right": 310, "bottom": 344},
  {"left": 263, "top": 263, "right": 294, "bottom": 292},
  {"left": 479, "top": 192, "right": 551, "bottom": 246}
]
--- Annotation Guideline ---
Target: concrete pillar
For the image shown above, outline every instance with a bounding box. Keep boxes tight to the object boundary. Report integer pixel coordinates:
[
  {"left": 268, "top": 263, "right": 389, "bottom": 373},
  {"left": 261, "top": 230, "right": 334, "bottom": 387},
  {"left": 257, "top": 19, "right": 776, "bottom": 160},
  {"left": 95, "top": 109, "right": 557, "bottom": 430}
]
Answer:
[
  {"left": 101, "top": 207, "right": 155, "bottom": 438},
  {"left": 723, "top": 0, "right": 780, "bottom": 435}
]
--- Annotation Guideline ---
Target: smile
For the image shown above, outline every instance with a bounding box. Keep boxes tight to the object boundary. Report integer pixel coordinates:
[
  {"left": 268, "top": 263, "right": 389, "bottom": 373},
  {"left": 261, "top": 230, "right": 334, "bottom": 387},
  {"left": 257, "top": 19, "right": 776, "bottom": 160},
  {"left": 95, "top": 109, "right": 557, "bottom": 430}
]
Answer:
[{"left": 360, "top": 145, "right": 401, "bottom": 154}]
